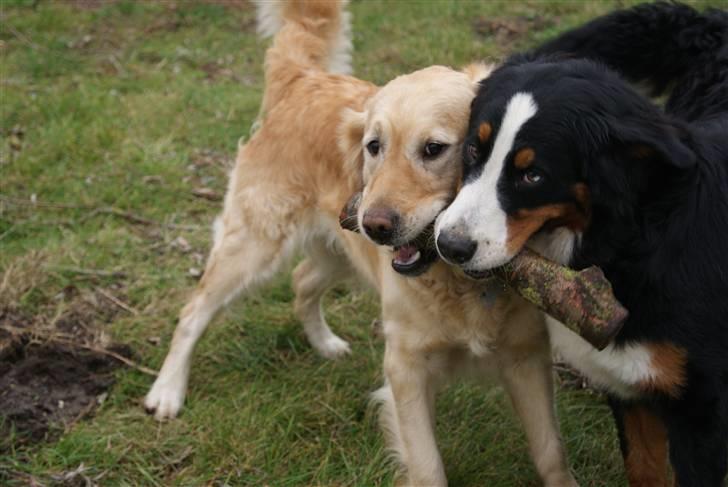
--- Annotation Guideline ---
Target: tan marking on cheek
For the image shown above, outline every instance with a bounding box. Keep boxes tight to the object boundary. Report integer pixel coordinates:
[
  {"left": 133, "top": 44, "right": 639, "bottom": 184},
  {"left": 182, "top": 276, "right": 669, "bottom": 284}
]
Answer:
[
  {"left": 640, "top": 343, "right": 687, "bottom": 398},
  {"left": 623, "top": 406, "right": 670, "bottom": 487},
  {"left": 478, "top": 122, "right": 492, "bottom": 143},
  {"left": 572, "top": 183, "right": 591, "bottom": 214},
  {"left": 513, "top": 148, "right": 535, "bottom": 169},
  {"left": 506, "top": 205, "right": 571, "bottom": 254}
]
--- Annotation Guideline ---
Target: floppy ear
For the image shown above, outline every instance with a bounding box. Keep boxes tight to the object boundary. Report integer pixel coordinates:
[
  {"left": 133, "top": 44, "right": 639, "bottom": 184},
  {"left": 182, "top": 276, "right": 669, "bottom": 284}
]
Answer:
[
  {"left": 337, "top": 107, "right": 367, "bottom": 189},
  {"left": 612, "top": 118, "right": 696, "bottom": 169}
]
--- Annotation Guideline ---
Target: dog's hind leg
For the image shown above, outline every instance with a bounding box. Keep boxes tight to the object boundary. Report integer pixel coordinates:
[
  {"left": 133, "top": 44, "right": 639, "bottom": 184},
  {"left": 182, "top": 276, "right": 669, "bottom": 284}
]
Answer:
[
  {"left": 145, "top": 217, "right": 297, "bottom": 420},
  {"left": 292, "top": 238, "right": 352, "bottom": 358}
]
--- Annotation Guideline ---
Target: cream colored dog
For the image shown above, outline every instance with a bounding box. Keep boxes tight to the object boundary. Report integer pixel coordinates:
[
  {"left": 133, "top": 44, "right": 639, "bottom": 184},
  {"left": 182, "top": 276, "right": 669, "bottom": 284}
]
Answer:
[{"left": 144, "top": 2, "right": 576, "bottom": 485}]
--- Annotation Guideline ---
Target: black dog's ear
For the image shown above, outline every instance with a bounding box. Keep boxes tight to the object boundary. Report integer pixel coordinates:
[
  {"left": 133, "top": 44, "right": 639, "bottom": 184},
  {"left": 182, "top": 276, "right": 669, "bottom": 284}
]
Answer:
[{"left": 612, "top": 118, "right": 696, "bottom": 169}]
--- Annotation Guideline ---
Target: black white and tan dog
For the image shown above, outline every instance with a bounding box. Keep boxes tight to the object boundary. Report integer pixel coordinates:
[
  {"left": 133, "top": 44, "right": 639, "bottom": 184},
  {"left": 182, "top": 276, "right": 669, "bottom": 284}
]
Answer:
[{"left": 436, "top": 3, "right": 728, "bottom": 485}]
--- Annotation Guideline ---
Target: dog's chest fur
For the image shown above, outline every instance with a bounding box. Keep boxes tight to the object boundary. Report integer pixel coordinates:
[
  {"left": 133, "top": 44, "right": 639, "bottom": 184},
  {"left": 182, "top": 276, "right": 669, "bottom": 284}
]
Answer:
[{"left": 380, "top": 261, "right": 546, "bottom": 361}]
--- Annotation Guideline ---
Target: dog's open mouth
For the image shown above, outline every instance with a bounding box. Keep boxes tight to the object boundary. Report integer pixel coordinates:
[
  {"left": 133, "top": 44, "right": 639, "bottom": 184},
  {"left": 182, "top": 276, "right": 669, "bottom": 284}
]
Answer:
[
  {"left": 339, "top": 193, "right": 438, "bottom": 277},
  {"left": 391, "top": 223, "right": 438, "bottom": 277}
]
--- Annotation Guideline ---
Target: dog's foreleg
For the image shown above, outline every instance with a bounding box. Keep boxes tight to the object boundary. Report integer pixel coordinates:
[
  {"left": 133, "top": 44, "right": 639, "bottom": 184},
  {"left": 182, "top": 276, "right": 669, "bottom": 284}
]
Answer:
[
  {"left": 499, "top": 350, "right": 578, "bottom": 487},
  {"left": 145, "top": 227, "right": 292, "bottom": 420},
  {"left": 384, "top": 341, "right": 445, "bottom": 487}
]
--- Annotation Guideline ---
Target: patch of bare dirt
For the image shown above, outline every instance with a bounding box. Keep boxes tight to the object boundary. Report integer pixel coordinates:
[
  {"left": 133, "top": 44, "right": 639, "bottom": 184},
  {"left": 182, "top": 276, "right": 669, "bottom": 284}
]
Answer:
[
  {"left": 0, "top": 253, "right": 137, "bottom": 451},
  {"left": 0, "top": 323, "right": 130, "bottom": 450},
  {"left": 473, "top": 15, "right": 554, "bottom": 49}
]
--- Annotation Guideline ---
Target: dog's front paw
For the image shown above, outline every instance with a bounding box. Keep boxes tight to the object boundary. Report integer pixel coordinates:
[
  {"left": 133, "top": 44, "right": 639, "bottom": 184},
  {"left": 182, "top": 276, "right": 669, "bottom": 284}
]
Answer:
[
  {"left": 144, "top": 378, "right": 187, "bottom": 421},
  {"left": 313, "top": 335, "right": 351, "bottom": 359}
]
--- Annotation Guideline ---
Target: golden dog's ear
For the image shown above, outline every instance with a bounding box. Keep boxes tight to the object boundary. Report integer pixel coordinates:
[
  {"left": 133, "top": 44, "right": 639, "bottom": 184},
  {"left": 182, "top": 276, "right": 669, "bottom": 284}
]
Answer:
[
  {"left": 337, "top": 107, "right": 367, "bottom": 188},
  {"left": 461, "top": 62, "right": 496, "bottom": 89}
]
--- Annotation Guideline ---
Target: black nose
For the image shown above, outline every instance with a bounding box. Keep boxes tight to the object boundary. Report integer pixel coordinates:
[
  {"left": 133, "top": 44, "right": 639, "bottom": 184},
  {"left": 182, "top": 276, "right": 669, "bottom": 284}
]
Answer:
[
  {"left": 437, "top": 231, "right": 477, "bottom": 264},
  {"left": 362, "top": 208, "right": 399, "bottom": 244}
]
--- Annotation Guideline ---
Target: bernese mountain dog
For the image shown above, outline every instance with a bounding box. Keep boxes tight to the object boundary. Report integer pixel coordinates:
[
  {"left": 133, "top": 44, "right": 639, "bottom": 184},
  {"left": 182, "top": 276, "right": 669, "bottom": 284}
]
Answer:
[{"left": 435, "top": 2, "right": 728, "bottom": 485}]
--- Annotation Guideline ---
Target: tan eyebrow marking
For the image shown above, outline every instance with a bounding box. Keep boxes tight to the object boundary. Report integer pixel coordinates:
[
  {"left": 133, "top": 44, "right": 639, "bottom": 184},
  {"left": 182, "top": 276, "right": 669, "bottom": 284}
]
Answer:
[
  {"left": 513, "top": 148, "right": 535, "bottom": 169},
  {"left": 478, "top": 122, "right": 492, "bottom": 143}
]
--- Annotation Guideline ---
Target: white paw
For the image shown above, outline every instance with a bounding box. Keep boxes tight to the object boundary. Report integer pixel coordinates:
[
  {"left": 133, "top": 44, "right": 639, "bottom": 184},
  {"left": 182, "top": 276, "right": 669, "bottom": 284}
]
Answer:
[
  {"left": 313, "top": 334, "right": 351, "bottom": 359},
  {"left": 144, "top": 378, "right": 187, "bottom": 421}
]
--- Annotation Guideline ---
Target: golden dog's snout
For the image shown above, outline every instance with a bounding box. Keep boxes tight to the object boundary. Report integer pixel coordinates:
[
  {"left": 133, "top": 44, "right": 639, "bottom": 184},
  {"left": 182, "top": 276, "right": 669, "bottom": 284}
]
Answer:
[{"left": 362, "top": 207, "right": 400, "bottom": 245}]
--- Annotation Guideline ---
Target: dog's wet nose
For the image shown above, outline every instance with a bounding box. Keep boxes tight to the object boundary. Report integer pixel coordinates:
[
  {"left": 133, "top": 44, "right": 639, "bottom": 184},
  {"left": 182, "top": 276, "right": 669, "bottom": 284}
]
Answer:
[
  {"left": 362, "top": 208, "right": 399, "bottom": 244},
  {"left": 437, "top": 231, "right": 477, "bottom": 265}
]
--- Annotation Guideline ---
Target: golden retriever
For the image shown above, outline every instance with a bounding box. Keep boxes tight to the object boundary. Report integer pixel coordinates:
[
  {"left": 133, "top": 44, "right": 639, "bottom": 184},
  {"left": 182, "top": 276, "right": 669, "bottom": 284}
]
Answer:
[{"left": 144, "top": 1, "right": 576, "bottom": 485}]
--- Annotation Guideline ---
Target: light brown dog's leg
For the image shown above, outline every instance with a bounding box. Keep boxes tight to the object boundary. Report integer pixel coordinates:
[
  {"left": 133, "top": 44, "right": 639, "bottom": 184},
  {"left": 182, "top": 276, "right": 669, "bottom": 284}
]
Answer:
[
  {"left": 145, "top": 221, "right": 295, "bottom": 421},
  {"left": 383, "top": 342, "right": 446, "bottom": 487},
  {"left": 499, "top": 349, "right": 578, "bottom": 487},
  {"left": 293, "top": 239, "right": 353, "bottom": 358}
]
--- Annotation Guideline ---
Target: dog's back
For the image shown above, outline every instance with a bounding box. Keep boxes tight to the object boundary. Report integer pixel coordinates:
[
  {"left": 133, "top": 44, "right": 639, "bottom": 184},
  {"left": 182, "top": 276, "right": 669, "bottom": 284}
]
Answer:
[{"left": 533, "top": 2, "right": 728, "bottom": 123}]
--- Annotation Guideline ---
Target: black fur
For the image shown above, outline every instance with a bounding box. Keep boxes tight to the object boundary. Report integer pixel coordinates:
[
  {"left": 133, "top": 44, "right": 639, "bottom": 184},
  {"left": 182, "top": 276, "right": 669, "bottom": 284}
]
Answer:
[{"left": 465, "top": 3, "right": 728, "bottom": 485}]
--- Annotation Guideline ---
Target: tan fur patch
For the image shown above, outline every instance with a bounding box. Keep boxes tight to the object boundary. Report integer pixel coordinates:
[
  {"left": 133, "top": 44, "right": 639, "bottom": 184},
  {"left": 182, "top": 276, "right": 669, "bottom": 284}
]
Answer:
[
  {"left": 506, "top": 203, "right": 589, "bottom": 254},
  {"left": 640, "top": 343, "right": 688, "bottom": 398},
  {"left": 572, "top": 183, "right": 591, "bottom": 213},
  {"left": 478, "top": 122, "right": 492, "bottom": 143},
  {"left": 623, "top": 406, "right": 670, "bottom": 487},
  {"left": 514, "top": 148, "right": 535, "bottom": 169}
]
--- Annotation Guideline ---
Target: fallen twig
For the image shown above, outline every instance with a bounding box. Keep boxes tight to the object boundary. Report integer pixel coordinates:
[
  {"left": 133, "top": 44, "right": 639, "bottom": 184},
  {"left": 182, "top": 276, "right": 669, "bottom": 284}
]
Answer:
[
  {"left": 1, "top": 196, "right": 200, "bottom": 230},
  {"left": 46, "top": 265, "right": 127, "bottom": 279},
  {"left": 96, "top": 288, "right": 139, "bottom": 316},
  {"left": 51, "top": 338, "right": 158, "bottom": 377},
  {"left": 0, "top": 195, "right": 93, "bottom": 210},
  {"left": 81, "top": 207, "right": 199, "bottom": 230}
]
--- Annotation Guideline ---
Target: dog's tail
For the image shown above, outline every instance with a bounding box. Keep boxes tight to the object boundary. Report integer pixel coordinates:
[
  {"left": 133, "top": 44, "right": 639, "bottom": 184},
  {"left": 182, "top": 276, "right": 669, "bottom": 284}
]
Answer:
[
  {"left": 532, "top": 2, "right": 728, "bottom": 119},
  {"left": 254, "top": 0, "right": 352, "bottom": 117}
]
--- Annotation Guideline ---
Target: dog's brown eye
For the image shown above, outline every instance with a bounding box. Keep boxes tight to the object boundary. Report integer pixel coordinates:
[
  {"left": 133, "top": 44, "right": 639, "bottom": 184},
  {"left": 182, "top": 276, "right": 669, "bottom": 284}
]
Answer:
[
  {"left": 424, "top": 142, "right": 447, "bottom": 159},
  {"left": 366, "top": 139, "right": 380, "bottom": 156},
  {"left": 522, "top": 169, "right": 543, "bottom": 185},
  {"left": 466, "top": 143, "right": 479, "bottom": 164}
]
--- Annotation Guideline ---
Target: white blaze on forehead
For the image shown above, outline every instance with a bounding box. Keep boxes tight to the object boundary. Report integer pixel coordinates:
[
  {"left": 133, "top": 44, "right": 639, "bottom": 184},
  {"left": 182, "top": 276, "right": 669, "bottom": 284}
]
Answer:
[
  {"left": 437, "top": 92, "right": 538, "bottom": 268},
  {"left": 484, "top": 92, "right": 539, "bottom": 189}
]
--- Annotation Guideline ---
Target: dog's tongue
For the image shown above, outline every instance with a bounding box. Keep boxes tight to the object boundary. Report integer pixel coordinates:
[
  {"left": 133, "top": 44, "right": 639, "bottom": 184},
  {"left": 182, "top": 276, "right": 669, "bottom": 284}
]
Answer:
[{"left": 394, "top": 244, "right": 420, "bottom": 266}]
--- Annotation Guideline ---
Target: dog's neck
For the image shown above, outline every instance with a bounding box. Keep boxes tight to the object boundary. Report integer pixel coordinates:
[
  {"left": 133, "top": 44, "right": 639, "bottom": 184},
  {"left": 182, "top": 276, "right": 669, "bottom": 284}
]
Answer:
[{"left": 574, "top": 151, "right": 726, "bottom": 312}]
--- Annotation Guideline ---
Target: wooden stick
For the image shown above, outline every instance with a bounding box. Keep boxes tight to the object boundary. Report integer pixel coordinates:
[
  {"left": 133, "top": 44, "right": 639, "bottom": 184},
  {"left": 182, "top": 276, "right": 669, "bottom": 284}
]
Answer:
[
  {"left": 493, "top": 248, "right": 626, "bottom": 349},
  {"left": 338, "top": 192, "right": 626, "bottom": 349}
]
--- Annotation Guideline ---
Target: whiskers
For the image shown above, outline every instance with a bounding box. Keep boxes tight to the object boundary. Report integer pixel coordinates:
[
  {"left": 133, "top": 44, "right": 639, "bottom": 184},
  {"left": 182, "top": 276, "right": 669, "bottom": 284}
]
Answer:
[
  {"left": 414, "top": 222, "right": 437, "bottom": 251},
  {"left": 339, "top": 214, "right": 360, "bottom": 232}
]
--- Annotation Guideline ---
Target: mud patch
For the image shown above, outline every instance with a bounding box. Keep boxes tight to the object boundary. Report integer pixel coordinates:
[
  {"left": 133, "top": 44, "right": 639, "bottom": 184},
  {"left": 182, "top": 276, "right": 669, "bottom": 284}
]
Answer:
[
  {"left": 0, "top": 253, "right": 136, "bottom": 451},
  {"left": 0, "top": 326, "right": 131, "bottom": 450}
]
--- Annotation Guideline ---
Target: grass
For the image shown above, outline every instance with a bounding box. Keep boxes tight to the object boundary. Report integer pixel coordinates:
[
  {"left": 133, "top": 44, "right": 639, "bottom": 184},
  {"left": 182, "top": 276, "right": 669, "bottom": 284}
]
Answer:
[{"left": 0, "top": 0, "right": 722, "bottom": 485}]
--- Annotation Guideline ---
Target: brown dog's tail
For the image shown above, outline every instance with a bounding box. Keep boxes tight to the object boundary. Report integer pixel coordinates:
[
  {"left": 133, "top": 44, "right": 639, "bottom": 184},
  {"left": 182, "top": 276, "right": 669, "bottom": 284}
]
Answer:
[{"left": 254, "top": 0, "right": 352, "bottom": 117}]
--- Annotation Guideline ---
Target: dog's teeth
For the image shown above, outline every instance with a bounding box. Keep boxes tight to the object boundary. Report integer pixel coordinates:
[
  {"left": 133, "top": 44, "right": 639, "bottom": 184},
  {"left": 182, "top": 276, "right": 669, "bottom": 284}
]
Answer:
[{"left": 400, "top": 250, "right": 421, "bottom": 265}]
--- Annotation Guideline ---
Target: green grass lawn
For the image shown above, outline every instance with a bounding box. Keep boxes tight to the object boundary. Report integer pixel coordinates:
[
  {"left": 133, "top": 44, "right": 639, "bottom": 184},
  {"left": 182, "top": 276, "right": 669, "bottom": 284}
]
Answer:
[{"left": 1, "top": 1, "right": 722, "bottom": 485}]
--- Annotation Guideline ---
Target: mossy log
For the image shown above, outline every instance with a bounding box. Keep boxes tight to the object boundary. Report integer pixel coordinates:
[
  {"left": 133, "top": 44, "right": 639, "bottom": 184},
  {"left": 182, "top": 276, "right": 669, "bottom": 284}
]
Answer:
[
  {"left": 339, "top": 192, "right": 627, "bottom": 350},
  {"left": 492, "top": 248, "right": 627, "bottom": 349}
]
